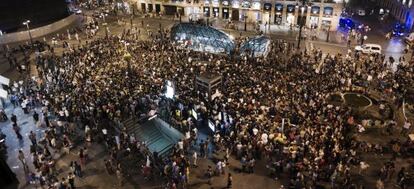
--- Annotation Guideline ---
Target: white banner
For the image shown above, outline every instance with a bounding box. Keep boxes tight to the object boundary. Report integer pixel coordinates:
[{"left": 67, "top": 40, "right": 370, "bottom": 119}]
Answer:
[
  {"left": 0, "top": 89, "right": 8, "bottom": 98},
  {"left": 0, "top": 75, "right": 10, "bottom": 86}
]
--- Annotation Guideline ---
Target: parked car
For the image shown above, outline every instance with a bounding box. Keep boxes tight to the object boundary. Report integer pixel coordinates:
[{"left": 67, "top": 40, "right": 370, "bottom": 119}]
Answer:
[{"left": 355, "top": 44, "right": 382, "bottom": 54}]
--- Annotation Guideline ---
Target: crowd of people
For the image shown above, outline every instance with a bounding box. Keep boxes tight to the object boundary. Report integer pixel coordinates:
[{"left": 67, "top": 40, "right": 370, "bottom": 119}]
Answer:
[{"left": 1, "top": 12, "right": 414, "bottom": 189}]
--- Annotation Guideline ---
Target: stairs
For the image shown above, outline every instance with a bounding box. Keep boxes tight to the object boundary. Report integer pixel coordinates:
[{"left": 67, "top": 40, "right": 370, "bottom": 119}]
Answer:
[{"left": 122, "top": 117, "right": 182, "bottom": 158}]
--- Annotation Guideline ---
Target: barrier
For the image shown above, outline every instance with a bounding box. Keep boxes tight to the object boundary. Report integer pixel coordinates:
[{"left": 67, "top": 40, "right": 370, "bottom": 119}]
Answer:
[{"left": 0, "top": 14, "right": 83, "bottom": 45}]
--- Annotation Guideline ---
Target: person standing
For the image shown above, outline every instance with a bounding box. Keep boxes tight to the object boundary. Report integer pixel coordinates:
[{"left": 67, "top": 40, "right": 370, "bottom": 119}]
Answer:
[
  {"left": 18, "top": 150, "right": 28, "bottom": 171},
  {"left": 44, "top": 113, "right": 50, "bottom": 128},
  {"left": 227, "top": 173, "right": 232, "bottom": 188},
  {"left": 59, "top": 177, "right": 68, "bottom": 189},
  {"left": 13, "top": 123, "right": 23, "bottom": 140},
  {"left": 79, "top": 148, "right": 85, "bottom": 166},
  {"left": 28, "top": 131, "right": 37, "bottom": 146},
  {"left": 206, "top": 166, "right": 213, "bottom": 185},
  {"left": 67, "top": 172, "right": 75, "bottom": 189},
  {"left": 104, "top": 159, "right": 114, "bottom": 174},
  {"left": 116, "top": 167, "right": 123, "bottom": 187},
  {"left": 75, "top": 33, "right": 79, "bottom": 43},
  {"left": 11, "top": 113, "right": 17, "bottom": 124},
  {"left": 199, "top": 140, "right": 205, "bottom": 158},
  {"left": 74, "top": 161, "right": 82, "bottom": 178},
  {"left": 376, "top": 179, "right": 384, "bottom": 189},
  {"left": 401, "top": 121, "right": 411, "bottom": 136},
  {"left": 192, "top": 151, "right": 198, "bottom": 167},
  {"left": 203, "top": 139, "right": 209, "bottom": 158},
  {"left": 33, "top": 111, "right": 39, "bottom": 124}
]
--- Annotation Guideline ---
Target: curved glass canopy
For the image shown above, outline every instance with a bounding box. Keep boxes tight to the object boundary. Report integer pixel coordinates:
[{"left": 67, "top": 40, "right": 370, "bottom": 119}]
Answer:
[
  {"left": 240, "top": 36, "right": 271, "bottom": 57},
  {"left": 170, "top": 23, "right": 235, "bottom": 54}
]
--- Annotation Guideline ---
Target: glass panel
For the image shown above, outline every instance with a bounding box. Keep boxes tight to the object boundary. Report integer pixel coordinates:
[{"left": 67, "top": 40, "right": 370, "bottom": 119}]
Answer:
[
  {"left": 170, "top": 23, "right": 235, "bottom": 54},
  {"left": 240, "top": 36, "right": 271, "bottom": 57}
]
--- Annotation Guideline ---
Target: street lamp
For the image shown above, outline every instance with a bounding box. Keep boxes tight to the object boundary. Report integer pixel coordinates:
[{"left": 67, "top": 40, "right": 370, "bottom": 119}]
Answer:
[
  {"left": 244, "top": 15, "right": 248, "bottom": 31},
  {"left": 102, "top": 13, "right": 108, "bottom": 23},
  {"left": 326, "top": 25, "right": 331, "bottom": 42},
  {"left": 23, "top": 20, "right": 33, "bottom": 45},
  {"left": 296, "top": 0, "right": 306, "bottom": 49}
]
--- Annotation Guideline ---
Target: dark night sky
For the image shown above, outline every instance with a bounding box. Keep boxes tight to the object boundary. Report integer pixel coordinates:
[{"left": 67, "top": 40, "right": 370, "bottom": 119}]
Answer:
[{"left": 0, "top": 0, "right": 69, "bottom": 32}]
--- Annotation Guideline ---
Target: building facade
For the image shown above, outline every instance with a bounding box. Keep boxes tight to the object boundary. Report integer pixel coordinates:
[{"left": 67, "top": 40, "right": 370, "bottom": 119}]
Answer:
[
  {"left": 378, "top": 0, "right": 414, "bottom": 31},
  {"left": 133, "top": 0, "right": 343, "bottom": 31}
]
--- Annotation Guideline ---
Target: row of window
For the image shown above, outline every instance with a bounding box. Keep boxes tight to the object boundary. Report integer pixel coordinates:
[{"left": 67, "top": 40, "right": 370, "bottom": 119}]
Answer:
[
  {"left": 172, "top": 0, "right": 339, "bottom": 3},
  {"left": 264, "top": 3, "right": 334, "bottom": 15},
  {"left": 398, "top": 0, "right": 413, "bottom": 8}
]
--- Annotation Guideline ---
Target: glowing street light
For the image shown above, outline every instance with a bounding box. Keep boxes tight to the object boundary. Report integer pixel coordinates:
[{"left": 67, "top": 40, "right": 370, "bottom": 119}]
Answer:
[{"left": 23, "top": 20, "right": 33, "bottom": 44}]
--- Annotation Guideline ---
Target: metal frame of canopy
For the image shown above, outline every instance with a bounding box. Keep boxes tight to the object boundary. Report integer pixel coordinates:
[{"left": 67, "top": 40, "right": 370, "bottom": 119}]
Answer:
[
  {"left": 170, "top": 23, "right": 235, "bottom": 54},
  {"left": 240, "top": 36, "right": 272, "bottom": 57}
]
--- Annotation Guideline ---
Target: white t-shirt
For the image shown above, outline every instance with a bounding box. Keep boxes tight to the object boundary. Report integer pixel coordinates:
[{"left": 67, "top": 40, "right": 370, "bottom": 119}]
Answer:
[
  {"left": 404, "top": 122, "right": 411, "bottom": 129},
  {"left": 178, "top": 141, "right": 184, "bottom": 150}
]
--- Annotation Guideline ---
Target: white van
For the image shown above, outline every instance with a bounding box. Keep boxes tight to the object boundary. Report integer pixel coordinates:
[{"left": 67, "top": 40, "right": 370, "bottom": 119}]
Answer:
[{"left": 354, "top": 44, "right": 382, "bottom": 54}]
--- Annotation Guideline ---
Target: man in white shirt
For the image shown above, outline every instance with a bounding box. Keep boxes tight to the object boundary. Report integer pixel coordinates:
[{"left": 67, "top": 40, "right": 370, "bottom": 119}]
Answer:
[
  {"left": 401, "top": 121, "right": 411, "bottom": 135},
  {"left": 178, "top": 139, "right": 184, "bottom": 150}
]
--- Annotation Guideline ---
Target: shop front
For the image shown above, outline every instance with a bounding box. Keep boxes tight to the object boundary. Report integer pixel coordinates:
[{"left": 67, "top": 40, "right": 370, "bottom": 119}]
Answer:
[
  {"left": 274, "top": 3, "right": 283, "bottom": 25},
  {"left": 240, "top": 0, "right": 250, "bottom": 21},
  {"left": 148, "top": 3, "right": 153, "bottom": 12},
  {"left": 213, "top": 7, "right": 220, "bottom": 17},
  {"left": 212, "top": 0, "right": 220, "bottom": 17},
  {"left": 141, "top": 3, "right": 146, "bottom": 13},
  {"left": 323, "top": 7, "right": 333, "bottom": 18},
  {"left": 251, "top": 1, "right": 261, "bottom": 22},
  {"left": 286, "top": 4, "right": 295, "bottom": 26},
  {"left": 322, "top": 7, "right": 333, "bottom": 30},
  {"left": 321, "top": 19, "right": 332, "bottom": 30},
  {"left": 204, "top": 7, "right": 211, "bottom": 17},
  {"left": 222, "top": 8, "right": 230, "bottom": 19},
  {"left": 164, "top": 5, "right": 178, "bottom": 15},
  {"left": 155, "top": 4, "right": 161, "bottom": 13},
  {"left": 310, "top": 6, "right": 320, "bottom": 29},
  {"left": 297, "top": 6, "right": 307, "bottom": 25},
  {"left": 186, "top": 6, "right": 201, "bottom": 19},
  {"left": 231, "top": 0, "right": 240, "bottom": 21},
  {"left": 263, "top": 3, "right": 272, "bottom": 24},
  {"left": 222, "top": 0, "right": 230, "bottom": 19}
]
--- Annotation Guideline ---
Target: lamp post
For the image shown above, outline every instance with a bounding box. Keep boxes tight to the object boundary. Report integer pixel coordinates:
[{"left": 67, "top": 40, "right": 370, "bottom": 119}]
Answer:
[
  {"left": 244, "top": 15, "right": 248, "bottom": 31},
  {"left": 326, "top": 25, "right": 331, "bottom": 42},
  {"left": 296, "top": 0, "right": 306, "bottom": 49},
  {"left": 268, "top": 14, "right": 271, "bottom": 34},
  {"left": 23, "top": 20, "right": 33, "bottom": 45}
]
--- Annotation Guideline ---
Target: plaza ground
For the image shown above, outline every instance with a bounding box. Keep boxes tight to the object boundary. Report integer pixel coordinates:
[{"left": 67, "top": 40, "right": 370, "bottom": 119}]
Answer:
[{"left": 0, "top": 9, "right": 414, "bottom": 189}]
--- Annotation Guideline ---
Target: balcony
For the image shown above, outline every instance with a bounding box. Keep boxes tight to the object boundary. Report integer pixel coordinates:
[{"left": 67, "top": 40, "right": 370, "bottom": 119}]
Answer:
[{"left": 323, "top": 0, "right": 337, "bottom": 3}]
